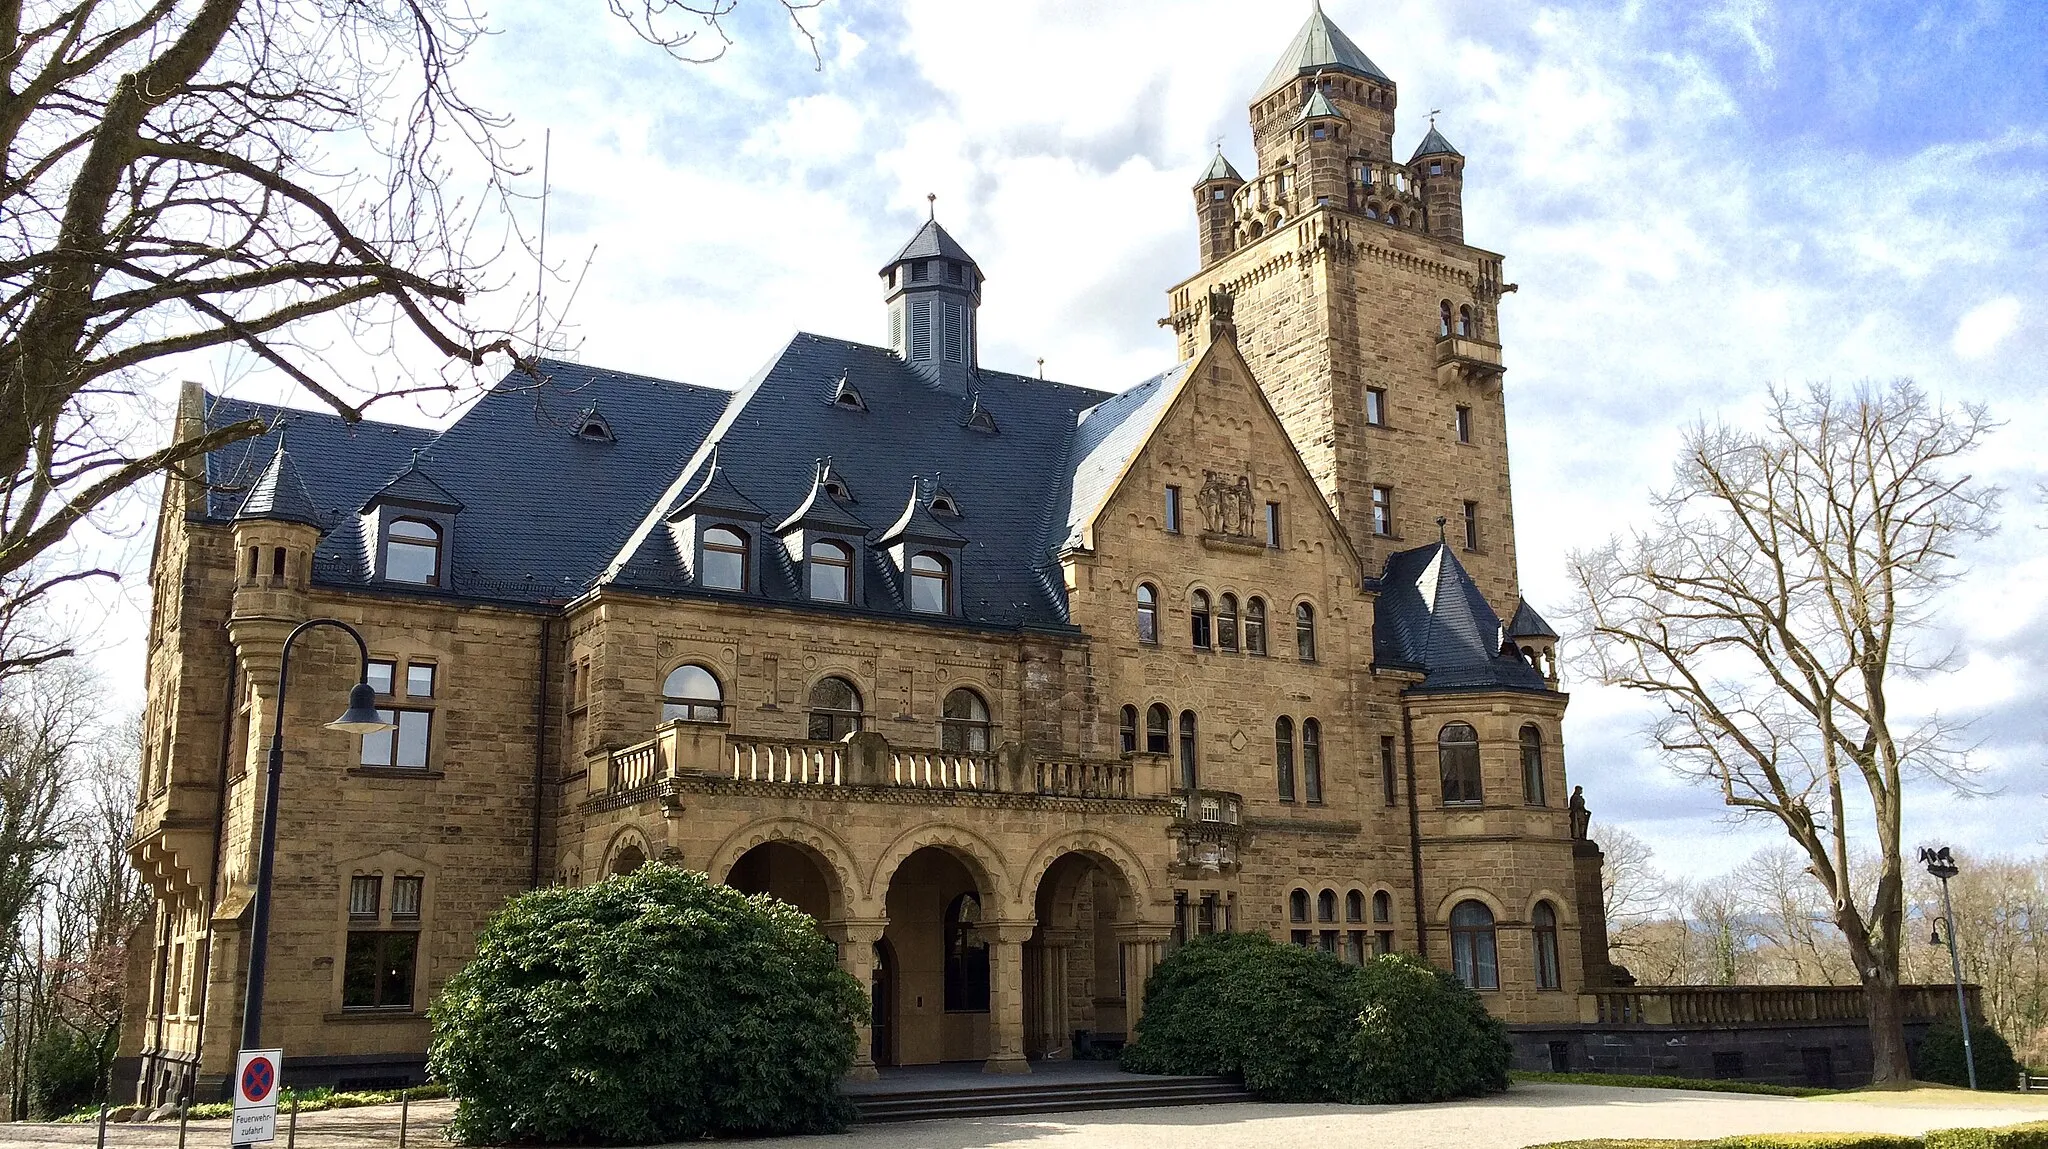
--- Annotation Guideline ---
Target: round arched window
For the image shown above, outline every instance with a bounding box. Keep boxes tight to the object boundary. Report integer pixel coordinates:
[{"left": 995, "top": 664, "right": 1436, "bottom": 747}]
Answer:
[
  {"left": 660, "top": 664, "right": 722, "bottom": 723},
  {"left": 1145, "top": 703, "right": 1171, "bottom": 754},
  {"left": 1136, "top": 583, "right": 1159, "bottom": 644},
  {"left": 941, "top": 687, "right": 991, "bottom": 753},
  {"left": 1450, "top": 900, "right": 1499, "bottom": 990},
  {"left": 1533, "top": 901, "right": 1562, "bottom": 990},
  {"left": 806, "top": 676, "right": 862, "bottom": 740}
]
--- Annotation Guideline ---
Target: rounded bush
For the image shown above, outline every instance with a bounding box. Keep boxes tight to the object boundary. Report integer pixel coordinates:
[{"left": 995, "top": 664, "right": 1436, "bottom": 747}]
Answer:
[
  {"left": 1352, "top": 953, "right": 1512, "bottom": 1103},
  {"left": 427, "top": 864, "right": 864, "bottom": 1144},
  {"left": 1915, "top": 1018, "right": 2020, "bottom": 1090}
]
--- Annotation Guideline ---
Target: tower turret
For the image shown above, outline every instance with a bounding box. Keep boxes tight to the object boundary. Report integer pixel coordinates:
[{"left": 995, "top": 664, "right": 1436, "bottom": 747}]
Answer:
[
  {"left": 1249, "top": 1, "right": 1395, "bottom": 175},
  {"left": 1291, "top": 87, "right": 1353, "bottom": 211},
  {"left": 1193, "top": 150, "right": 1245, "bottom": 267},
  {"left": 1410, "top": 122, "right": 1465, "bottom": 244},
  {"left": 880, "top": 212, "right": 983, "bottom": 395}
]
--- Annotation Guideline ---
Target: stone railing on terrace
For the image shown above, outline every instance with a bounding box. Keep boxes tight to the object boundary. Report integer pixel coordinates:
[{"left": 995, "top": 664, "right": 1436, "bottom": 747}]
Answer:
[
  {"left": 590, "top": 722, "right": 1169, "bottom": 804},
  {"left": 1579, "top": 983, "right": 1983, "bottom": 1027}
]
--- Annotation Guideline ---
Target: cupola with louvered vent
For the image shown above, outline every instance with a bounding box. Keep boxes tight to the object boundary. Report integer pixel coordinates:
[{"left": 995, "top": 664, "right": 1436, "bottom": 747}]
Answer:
[{"left": 880, "top": 214, "right": 983, "bottom": 395}]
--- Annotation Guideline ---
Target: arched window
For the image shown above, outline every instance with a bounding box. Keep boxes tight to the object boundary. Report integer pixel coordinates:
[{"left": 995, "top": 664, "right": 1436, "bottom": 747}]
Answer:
[
  {"left": 1317, "top": 889, "right": 1338, "bottom": 923},
  {"left": 1275, "top": 717, "right": 1296, "bottom": 802},
  {"left": 1533, "top": 901, "right": 1562, "bottom": 990},
  {"left": 807, "top": 676, "right": 863, "bottom": 741},
  {"left": 1295, "top": 602, "right": 1317, "bottom": 661},
  {"left": 701, "top": 526, "right": 748, "bottom": 591},
  {"left": 807, "top": 539, "right": 852, "bottom": 603},
  {"left": 1289, "top": 888, "right": 1310, "bottom": 923},
  {"left": 1217, "top": 593, "right": 1239, "bottom": 652},
  {"left": 1520, "top": 724, "right": 1547, "bottom": 806},
  {"left": 1457, "top": 305, "right": 1474, "bottom": 338},
  {"left": 1302, "top": 718, "right": 1324, "bottom": 804},
  {"left": 1145, "top": 703, "right": 1171, "bottom": 754},
  {"left": 1245, "top": 597, "right": 1267, "bottom": 655},
  {"left": 1118, "top": 705, "right": 1139, "bottom": 754},
  {"left": 909, "top": 551, "right": 952, "bottom": 614},
  {"left": 940, "top": 687, "right": 991, "bottom": 752},
  {"left": 1439, "top": 722, "right": 1482, "bottom": 804},
  {"left": 1450, "top": 900, "right": 1499, "bottom": 990},
  {"left": 1372, "top": 890, "right": 1392, "bottom": 923},
  {"left": 944, "top": 892, "right": 990, "bottom": 1012},
  {"left": 386, "top": 518, "right": 442, "bottom": 586},
  {"left": 1439, "top": 300, "right": 1453, "bottom": 338},
  {"left": 660, "top": 664, "right": 722, "bottom": 723},
  {"left": 1137, "top": 583, "right": 1159, "bottom": 644},
  {"left": 1346, "top": 890, "right": 1365, "bottom": 923},
  {"left": 1388, "top": 207, "right": 1402, "bottom": 227},
  {"left": 1177, "top": 710, "right": 1199, "bottom": 790},
  {"left": 1190, "top": 590, "right": 1212, "bottom": 650}
]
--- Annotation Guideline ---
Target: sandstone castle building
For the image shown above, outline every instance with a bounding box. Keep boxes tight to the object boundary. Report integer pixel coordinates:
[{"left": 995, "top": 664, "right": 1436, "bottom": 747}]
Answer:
[{"left": 122, "top": 4, "right": 1611, "bottom": 1097}]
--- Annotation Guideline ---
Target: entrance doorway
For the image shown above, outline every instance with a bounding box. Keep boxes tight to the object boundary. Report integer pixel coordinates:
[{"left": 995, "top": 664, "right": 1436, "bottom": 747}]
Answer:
[
  {"left": 1026, "top": 851, "right": 1137, "bottom": 1060},
  {"left": 881, "top": 845, "right": 993, "bottom": 1065}
]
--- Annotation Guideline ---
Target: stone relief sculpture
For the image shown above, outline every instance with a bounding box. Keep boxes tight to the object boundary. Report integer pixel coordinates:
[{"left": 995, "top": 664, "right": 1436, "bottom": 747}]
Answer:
[{"left": 1198, "top": 469, "right": 1255, "bottom": 537}]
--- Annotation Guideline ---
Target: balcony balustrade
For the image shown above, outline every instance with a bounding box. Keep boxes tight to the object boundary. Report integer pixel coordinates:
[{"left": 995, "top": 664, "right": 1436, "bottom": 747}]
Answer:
[{"left": 1580, "top": 983, "right": 1982, "bottom": 1027}]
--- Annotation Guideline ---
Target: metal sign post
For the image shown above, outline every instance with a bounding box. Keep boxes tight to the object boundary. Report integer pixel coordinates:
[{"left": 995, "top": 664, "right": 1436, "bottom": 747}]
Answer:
[{"left": 232, "top": 1048, "right": 284, "bottom": 1146}]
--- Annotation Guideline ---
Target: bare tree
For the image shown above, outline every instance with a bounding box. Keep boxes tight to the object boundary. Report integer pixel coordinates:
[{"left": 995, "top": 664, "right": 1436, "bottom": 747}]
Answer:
[
  {"left": 1592, "top": 821, "right": 1666, "bottom": 973},
  {"left": 1738, "top": 846, "right": 1854, "bottom": 985},
  {"left": 1567, "top": 380, "right": 2000, "bottom": 1083},
  {"left": 0, "top": 0, "right": 821, "bottom": 680}
]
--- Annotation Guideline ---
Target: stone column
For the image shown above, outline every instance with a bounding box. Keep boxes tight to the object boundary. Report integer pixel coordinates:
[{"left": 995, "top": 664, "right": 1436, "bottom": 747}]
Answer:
[
  {"left": 1036, "top": 930, "right": 1078, "bottom": 1059},
  {"left": 983, "top": 922, "right": 1036, "bottom": 1074},
  {"left": 826, "top": 919, "right": 888, "bottom": 1081},
  {"left": 1116, "top": 925, "right": 1174, "bottom": 1031}
]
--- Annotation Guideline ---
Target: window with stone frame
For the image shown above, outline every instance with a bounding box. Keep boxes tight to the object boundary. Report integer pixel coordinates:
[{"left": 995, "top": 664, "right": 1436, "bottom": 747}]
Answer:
[
  {"left": 1372, "top": 485, "right": 1394, "bottom": 536},
  {"left": 1164, "top": 485, "right": 1182, "bottom": 534},
  {"left": 661, "top": 664, "right": 723, "bottom": 723},
  {"left": 1274, "top": 717, "right": 1295, "bottom": 802},
  {"left": 342, "top": 873, "right": 422, "bottom": 1011},
  {"left": 1217, "top": 593, "right": 1239, "bottom": 652},
  {"left": 1136, "top": 583, "right": 1159, "bottom": 645},
  {"left": 1177, "top": 710, "right": 1199, "bottom": 790},
  {"left": 1366, "top": 388, "right": 1387, "bottom": 428},
  {"left": 1190, "top": 590, "right": 1212, "bottom": 650},
  {"left": 1380, "top": 735, "right": 1399, "bottom": 806},
  {"left": 1244, "top": 597, "right": 1267, "bottom": 655},
  {"left": 1455, "top": 404, "right": 1473, "bottom": 445},
  {"left": 1118, "top": 705, "right": 1138, "bottom": 755},
  {"left": 1439, "top": 722, "right": 1483, "bottom": 805},
  {"left": 1302, "top": 718, "right": 1324, "bottom": 804},
  {"left": 1145, "top": 704, "right": 1171, "bottom": 754},
  {"left": 806, "top": 676, "right": 863, "bottom": 741},
  {"left": 361, "top": 708, "right": 430, "bottom": 769},
  {"left": 1450, "top": 900, "right": 1499, "bottom": 990},
  {"left": 940, "top": 687, "right": 991, "bottom": 753},
  {"left": 1295, "top": 602, "right": 1317, "bottom": 661},
  {"left": 1520, "top": 724, "right": 1547, "bottom": 805},
  {"left": 1533, "top": 901, "right": 1563, "bottom": 990}
]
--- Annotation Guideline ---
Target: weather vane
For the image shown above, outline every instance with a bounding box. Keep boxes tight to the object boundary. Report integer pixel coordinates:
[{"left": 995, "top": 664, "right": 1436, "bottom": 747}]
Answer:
[{"left": 927, "top": 192, "right": 936, "bottom": 221}]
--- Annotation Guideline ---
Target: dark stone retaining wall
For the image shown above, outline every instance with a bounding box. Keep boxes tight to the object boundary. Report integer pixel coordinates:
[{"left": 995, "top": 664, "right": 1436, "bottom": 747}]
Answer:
[{"left": 1508, "top": 1019, "right": 1940, "bottom": 1088}]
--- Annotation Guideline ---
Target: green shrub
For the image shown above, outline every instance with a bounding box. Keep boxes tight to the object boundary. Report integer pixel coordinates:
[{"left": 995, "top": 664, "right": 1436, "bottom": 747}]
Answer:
[
  {"left": 1709, "top": 1137, "right": 1921, "bottom": 1149},
  {"left": 1915, "top": 1020, "right": 2021, "bottom": 1090},
  {"left": 27, "top": 1025, "right": 104, "bottom": 1119},
  {"left": 1926, "top": 1120, "right": 2048, "bottom": 1149},
  {"left": 1122, "top": 936, "right": 1511, "bottom": 1105},
  {"left": 427, "top": 864, "right": 864, "bottom": 1144},
  {"left": 1351, "top": 953, "right": 1511, "bottom": 1103}
]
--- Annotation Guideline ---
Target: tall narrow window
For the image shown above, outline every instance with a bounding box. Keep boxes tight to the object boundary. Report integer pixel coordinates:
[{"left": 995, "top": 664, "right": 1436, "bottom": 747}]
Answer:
[
  {"left": 365, "top": 659, "right": 396, "bottom": 696},
  {"left": 1439, "top": 300, "right": 1453, "bottom": 338},
  {"left": 1245, "top": 597, "right": 1267, "bottom": 655},
  {"left": 385, "top": 519, "right": 442, "bottom": 586},
  {"left": 1317, "top": 889, "right": 1338, "bottom": 923},
  {"left": 807, "top": 539, "right": 853, "bottom": 603},
  {"left": 348, "top": 875, "right": 380, "bottom": 920},
  {"left": 1177, "top": 710, "right": 1199, "bottom": 790},
  {"left": 940, "top": 688, "right": 991, "bottom": 752},
  {"left": 1380, "top": 735, "right": 1399, "bottom": 806},
  {"left": 1295, "top": 603, "right": 1316, "bottom": 661},
  {"left": 1520, "top": 724, "right": 1547, "bottom": 805},
  {"left": 1373, "top": 890, "right": 1394, "bottom": 955},
  {"left": 1191, "top": 590, "right": 1212, "bottom": 650},
  {"left": 1164, "top": 485, "right": 1182, "bottom": 533},
  {"left": 1366, "top": 387, "right": 1387, "bottom": 426},
  {"left": 1439, "top": 722, "right": 1482, "bottom": 805},
  {"left": 1264, "top": 503, "right": 1282, "bottom": 548},
  {"left": 1302, "top": 718, "right": 1323, "bottom": 804},
  {"left": 1347, "top": 890, "right": 1366, "bottom": 923},
  {"left": 405, "top": 664, "right": 435, "bottom": 698},
  {"left": 1118, "top": 705, "right": 1139, "bottom": 754},
  {"left": 909, "top": 551, "right": 952, "bottom": 614},
  {"left": 1457, "top": 305, "right": 1474, "bottom": 338},
  {"left": 390, "top": 876, "right": 423, "bottom": 921},
  {"left": 1450, "top": 900, "right": 1499, "bottom": 990},
  {"left": 1145, "top": 703, "right": 1171, "bottom": 754},
  {"left": 1463, "top": 500, "right": 1480, "bottom": 551},
  {"left": 1533, "top": 901, "right": 1562, "bottom": 990},
  {"left": 1290, "top": 888, "right": 1310, "bottom": 923},
  {"left": 1217, "top": 594, "right": 1239, "bottom": 652},
  {"left": 1275, "top": 717, "right": 1296, "bottom": 802},
  {"left": 1455, "top": 405, "right": 1472, "bottom": 444},
  {"left": 661, "top": 664, "right": 723, "bottom": 723},
  {"left": 1137, "top": 583, "right": 1159, "bottom": 645},
  {"left": 1372, "top": 486, "right": 1393, "bottom": 536},
  {"left": 701, "top": 526, "right": 748, "bottom": 591},
  {"left": 807, "top": 676, "right": 863, "bottom": 741}
]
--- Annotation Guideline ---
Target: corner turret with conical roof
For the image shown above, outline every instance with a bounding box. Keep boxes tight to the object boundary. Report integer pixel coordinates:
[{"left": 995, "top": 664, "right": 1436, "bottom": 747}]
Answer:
[
  {"left": 1411, "top": 120, "right": 1467, "bottom": 244},
  {"left": 880, "top": 207, "right": 983, "bottom": 396},
  {"left": 1249, "top": 1, "right": 1398, "bottom": 182},
  {"left": 1193, "top": 148, "right": 1247, "bottom": 266}
]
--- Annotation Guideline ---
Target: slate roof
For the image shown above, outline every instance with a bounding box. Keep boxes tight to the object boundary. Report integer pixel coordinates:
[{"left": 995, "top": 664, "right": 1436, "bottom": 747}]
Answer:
[
  {"left": 234, "top": 447, "right": 325, "bottom": 528},
  {"left": 876, "top": 480, "right": 968, "bottom": 547},
  {"left": 884, "top": 219, "right": 979, "bottom": 271},
  {"left": 1374, "top": 542, "right": 1550, "bottom": 694},
  {"left": 1196, "top": 151, "right": 1244, "bottom": 186},
  {"left": 1059, "top": 362, "right": 1191, "bottom": 552},
  {"left": 1259, "top": 1, "right": 1392, "bottom": 96},
  {"left": 1296, "top": 88, "right": 1346, "bottom": 124},
  {"left": 1507, "top": 598, "right": 1559, "bottom": 640},
  {"left": 362, "top": 460, "right": 463, "bottom": 512},
  {"left": 1410, "top": 124, "right": 1462, "bottom": 161}
]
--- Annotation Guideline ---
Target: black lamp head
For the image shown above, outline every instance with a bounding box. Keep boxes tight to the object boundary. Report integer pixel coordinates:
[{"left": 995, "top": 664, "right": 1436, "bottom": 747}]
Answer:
[{"left": 327, "top": 681, "right": 394, "bottom": 735}]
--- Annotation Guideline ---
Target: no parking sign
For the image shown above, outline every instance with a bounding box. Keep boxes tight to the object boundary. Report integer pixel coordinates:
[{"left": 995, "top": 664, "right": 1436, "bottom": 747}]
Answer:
[{"left": 233, "top": 1048, "right": 283, "bottom": 1145}]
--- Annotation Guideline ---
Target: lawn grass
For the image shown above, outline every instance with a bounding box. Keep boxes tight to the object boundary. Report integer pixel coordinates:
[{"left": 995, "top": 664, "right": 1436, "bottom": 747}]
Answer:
[
  {"left": 1512, "top": 1070, "right": 1841, "bottom": 1098},
  {"left": 54, "top": 1082, "right": 450, "bottom": 1124}
]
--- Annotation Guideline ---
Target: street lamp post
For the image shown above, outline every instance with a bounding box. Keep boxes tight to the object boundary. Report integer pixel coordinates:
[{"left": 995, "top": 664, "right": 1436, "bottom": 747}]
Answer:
[
  {"left": 1920, "top": 845, "right": 1977, "bottom": 1091},
  {"left": 238, "top": 620, "right": 392, "bottom": 1056}
]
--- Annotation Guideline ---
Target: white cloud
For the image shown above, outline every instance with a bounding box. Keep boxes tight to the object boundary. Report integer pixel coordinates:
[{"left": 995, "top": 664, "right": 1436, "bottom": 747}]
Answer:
[{"left": 1952, "top": 296, "right": 2022, "bottom": 360}]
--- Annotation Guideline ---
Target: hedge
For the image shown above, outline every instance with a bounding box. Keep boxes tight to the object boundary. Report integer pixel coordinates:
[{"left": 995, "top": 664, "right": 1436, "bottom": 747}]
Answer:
[
  {"left": 1924, "top": 1120, "right": 2048, "bottom": 1149},
  {"left": 427, "top": 864, "right": 864, "bottom": 1143},
  {"left": 1916, "top": 1021, "right": 2022, "bottom": 1091}
]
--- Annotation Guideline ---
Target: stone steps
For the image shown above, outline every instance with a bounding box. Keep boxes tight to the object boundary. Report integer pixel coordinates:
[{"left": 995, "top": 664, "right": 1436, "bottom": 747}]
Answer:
[{"left": 852, "top": 1074, "right": 1251, "bottom": 1122}]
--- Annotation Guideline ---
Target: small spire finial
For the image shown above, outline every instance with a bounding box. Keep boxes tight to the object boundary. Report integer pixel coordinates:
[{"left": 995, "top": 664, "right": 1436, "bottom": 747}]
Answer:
[
  {"left": 1429, "top": 108, "right": 1443, "bottom": 128},
  {"left": 1214, "top": 136, "right": 1224, "bottom": 154},
  {"left": 1436, "top": 515, "right": 1448, "bottom": 544},
  {"left": 1036, "top": 357, "right": 1046, "bottom": 379},
  {"left": 927, "top": 192, "right": 936, "bottom": 221},
  {"left": 409, "top": 447, "right": 422, "bottom": 467}
]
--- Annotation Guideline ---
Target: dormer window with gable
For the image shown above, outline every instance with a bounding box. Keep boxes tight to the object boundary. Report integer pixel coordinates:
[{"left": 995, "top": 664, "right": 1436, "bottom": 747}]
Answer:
[
  {"left": 807, "top": 540, "right": 853, "bottom": 603},
  {"left": 875, "top": 477, "right": 967, "bottom": 618},
  {"left": 776, "top": 460, "right": 870, "bottom": 608},
  {"left": 360, "top": 456, "right": 462, "bottom": 589},
  {"left": 908, "top": 552, "right": 952, "bottom": 614},
  {"left": 666, "top": 445, "right": 768, "bottom": 596},
  {"left": 385, "top": 519, "right": 442, "bottom": 585},
  {"left": 700, "top": 527, "right": 749, "bottom": 591}
]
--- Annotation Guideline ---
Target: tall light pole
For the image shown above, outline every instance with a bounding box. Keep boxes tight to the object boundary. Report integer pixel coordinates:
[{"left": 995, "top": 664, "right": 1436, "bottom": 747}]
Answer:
[
  {"left": 1920, "top": 845, "right": 1977, "bottom": 1091},
  {"left": 239, "top": 620, "right": 392, "bottom": 1056}
]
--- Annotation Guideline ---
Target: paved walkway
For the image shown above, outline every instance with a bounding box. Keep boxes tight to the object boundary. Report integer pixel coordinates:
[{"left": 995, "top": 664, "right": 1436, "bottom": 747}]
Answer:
[{"left": 2, "top": 1083, "right": 2043, "bottom": 1149}]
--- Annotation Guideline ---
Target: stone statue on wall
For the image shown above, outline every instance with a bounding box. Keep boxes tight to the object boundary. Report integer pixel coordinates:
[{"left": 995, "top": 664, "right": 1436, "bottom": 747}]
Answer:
[
  {"left": 1568, "top": 785, "right": 1591, "bottom": 841},
  {"left": 1198, "top": 469, "right": 1254, "bottom": 537}
]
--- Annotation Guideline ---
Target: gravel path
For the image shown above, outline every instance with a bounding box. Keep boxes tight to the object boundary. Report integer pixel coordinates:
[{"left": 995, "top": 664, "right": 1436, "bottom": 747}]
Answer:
[{"left": 2, "top": 1083, "right": 2043, "bottom": 1149}]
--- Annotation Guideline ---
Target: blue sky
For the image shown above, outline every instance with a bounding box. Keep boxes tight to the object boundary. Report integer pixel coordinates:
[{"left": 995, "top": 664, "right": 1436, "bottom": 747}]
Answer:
[{"left": 75, "top": 0, "right": 2048, "bottom": 878}]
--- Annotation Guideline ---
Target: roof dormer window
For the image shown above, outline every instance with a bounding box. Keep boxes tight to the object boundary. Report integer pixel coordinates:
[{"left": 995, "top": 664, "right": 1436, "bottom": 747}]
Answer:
[
  {"left": 700, "top": 526, "right": 748, "bottom": 591},
  {"left": 929, "top": 492, "right": 959, "bottom": 516},
  {"left": 831, "top": 374, "right": 867, "bottom": 412},
  {"left": 573, "top": 406, "right": 616, "bottom": 442},
  {"left": 385, "top": 519, "right": 442, "bottom": 586},
  {"left": 908, "top": 551, "right": 952, "bottom": 614},
  {"left": 807, "top": 539, "right": 853, "bottom": 603}
]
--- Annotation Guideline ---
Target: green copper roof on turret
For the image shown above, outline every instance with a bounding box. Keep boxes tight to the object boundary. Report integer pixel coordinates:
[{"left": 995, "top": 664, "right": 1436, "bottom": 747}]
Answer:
[{"left": 1259, "top": 1, "right": 1392, "bottom": 97}]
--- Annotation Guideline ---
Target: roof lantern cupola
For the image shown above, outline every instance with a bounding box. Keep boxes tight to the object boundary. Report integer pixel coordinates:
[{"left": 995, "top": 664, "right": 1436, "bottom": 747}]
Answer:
[{"left": 880, "top": 196, "right": 984, "bottom": 396}]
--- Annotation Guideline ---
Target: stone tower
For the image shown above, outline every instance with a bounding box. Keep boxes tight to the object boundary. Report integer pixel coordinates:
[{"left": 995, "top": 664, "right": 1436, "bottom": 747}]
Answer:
[{"left": 1167, "top": 1, "right": 1519, "bottom": 607}]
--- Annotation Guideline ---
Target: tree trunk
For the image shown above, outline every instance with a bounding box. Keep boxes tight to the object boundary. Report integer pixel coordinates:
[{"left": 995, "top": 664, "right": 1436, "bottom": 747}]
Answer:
[{"left": 1862, "top": 966, "right": 1912, "bottom": 1085}]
